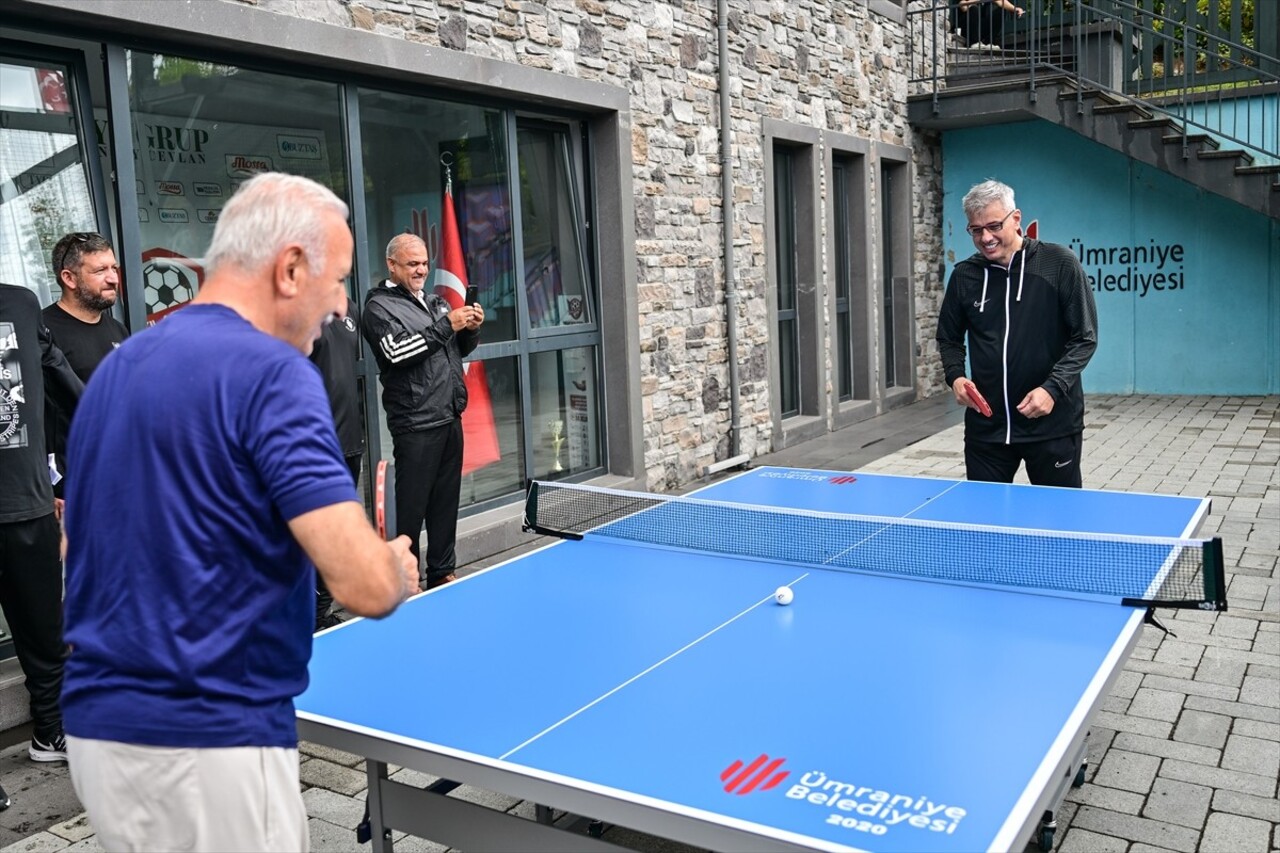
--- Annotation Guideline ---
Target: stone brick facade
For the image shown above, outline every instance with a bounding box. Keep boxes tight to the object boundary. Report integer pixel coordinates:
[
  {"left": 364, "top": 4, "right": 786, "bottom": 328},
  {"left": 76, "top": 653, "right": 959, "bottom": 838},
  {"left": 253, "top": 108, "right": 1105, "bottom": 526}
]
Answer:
[{"left": 237, "top": 0, "right": 947, "bottom": 491}]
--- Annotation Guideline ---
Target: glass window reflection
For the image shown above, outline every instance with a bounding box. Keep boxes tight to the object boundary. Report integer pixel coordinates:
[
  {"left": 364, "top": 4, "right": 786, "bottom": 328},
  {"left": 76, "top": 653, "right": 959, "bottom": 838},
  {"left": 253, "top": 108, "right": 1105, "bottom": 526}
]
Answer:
[
  {"left": 530, "top": 347, "right": 600, "bottom": 479},
  {"left": 0, "top": 59, "right": 97, "bottom": 305},
  {"left": 459, "top": 355, "right": 525, "bottom": 504},
  {"left": 358, "top": 90, "right": 515, "bottom": 343},
  {"left": 518, "top": 125, "right": 591, "bottom": 331},
  {"left": 125, "top": 51, "right": 347, "bottom": 324}
]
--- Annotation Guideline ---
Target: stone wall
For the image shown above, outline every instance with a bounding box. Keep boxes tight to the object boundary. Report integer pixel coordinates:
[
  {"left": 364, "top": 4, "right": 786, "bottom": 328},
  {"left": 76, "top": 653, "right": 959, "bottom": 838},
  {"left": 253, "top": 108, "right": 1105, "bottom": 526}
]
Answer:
[
  {"left": 236, "top": 0, "right": 946, "bottom": 491},
  {"left": 912, "top": 130, "right": 947, "bottom": 397}
]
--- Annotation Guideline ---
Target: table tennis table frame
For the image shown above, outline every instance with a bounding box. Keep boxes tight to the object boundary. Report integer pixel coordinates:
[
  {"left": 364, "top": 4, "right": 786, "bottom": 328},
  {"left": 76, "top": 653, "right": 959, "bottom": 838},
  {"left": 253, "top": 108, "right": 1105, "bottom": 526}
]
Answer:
[
  {"left": 298, "top": 607, "right": 1143, "bottom": 853},
  {"left": 300, "top": 712, "right": 842, "bottom": 851},
  {"left": 298, "top": 471, "right": 1213, "bottom": 853}
]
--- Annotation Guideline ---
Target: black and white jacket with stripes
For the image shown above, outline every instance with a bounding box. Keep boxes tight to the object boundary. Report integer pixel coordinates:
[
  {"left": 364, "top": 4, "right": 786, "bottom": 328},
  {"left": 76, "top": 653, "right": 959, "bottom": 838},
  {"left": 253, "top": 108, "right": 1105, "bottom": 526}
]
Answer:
[
  {"left": 936, "top": 238, "right": 1098, "bottom": 445},
  {"left": 361, "top": 280, "right": 479, "bottom": 436}
]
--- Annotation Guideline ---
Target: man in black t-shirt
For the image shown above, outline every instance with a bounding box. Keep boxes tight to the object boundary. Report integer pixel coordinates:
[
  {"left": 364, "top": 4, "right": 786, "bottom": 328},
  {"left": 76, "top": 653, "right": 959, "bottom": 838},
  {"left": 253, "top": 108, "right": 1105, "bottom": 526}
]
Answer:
[
  {"left": 42, "top": 233, "right": 129, "bottom": 502},
  {"left": 309, "top": 296, "right": 365, "bottom": 629},
  {"left": 0, "top": 282, "right": 83, "bottom": 767},
  {"left": 43, "top": 232, "right": 128, "bottom": 383}
]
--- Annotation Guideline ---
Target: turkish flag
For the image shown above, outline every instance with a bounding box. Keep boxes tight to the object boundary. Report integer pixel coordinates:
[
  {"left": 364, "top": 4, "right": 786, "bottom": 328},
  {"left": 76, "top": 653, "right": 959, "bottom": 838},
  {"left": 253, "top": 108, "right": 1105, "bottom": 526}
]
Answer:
[
  {"left": 431, "top": 187, "right": 501, "bottom": 475},
  {"left": 36, "top": 69, "right": 70, "bottom": 114}
]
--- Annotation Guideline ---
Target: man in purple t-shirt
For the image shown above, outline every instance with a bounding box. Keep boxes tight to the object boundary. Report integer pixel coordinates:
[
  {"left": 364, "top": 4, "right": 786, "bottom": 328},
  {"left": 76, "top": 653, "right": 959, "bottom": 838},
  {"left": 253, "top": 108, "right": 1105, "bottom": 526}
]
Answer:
[{"left": 61, "top": 173, "right": 418, "bottom": 852}]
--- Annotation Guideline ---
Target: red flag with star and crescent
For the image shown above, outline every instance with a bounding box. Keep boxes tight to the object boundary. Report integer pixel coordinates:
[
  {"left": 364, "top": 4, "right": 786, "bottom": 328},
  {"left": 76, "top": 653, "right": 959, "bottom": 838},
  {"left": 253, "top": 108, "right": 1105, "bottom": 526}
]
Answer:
[{"left": 431, "top": 187, "right": 501, "bottom": 475}]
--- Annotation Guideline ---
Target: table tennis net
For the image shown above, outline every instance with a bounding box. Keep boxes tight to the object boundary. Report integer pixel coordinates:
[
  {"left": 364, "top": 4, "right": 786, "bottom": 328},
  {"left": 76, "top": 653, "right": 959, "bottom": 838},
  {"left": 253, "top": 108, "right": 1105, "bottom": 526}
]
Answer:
[{"left": 523, "top": 481, "right": 1227, "bottom": 611}]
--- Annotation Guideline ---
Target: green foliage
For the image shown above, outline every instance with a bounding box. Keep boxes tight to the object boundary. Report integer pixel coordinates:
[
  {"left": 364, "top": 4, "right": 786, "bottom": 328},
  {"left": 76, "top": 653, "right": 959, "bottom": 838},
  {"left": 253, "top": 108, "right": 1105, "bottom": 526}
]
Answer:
[
  {"left": 1026, "top": 1, "right": 1264, "bottom": 77},
  {"left": 1028, "top": 0, "right": 1254, "bottom": 35},
  {"left": 153, "top": 56, "right": 233, "bottom": 86}
]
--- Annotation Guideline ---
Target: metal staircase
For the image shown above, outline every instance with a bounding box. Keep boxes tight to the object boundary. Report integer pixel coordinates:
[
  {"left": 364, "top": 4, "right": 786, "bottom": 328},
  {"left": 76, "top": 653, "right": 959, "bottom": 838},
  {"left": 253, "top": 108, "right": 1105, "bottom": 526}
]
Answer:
[{"left": 907, "top": 1, "right": 1280, "bottom": 219}]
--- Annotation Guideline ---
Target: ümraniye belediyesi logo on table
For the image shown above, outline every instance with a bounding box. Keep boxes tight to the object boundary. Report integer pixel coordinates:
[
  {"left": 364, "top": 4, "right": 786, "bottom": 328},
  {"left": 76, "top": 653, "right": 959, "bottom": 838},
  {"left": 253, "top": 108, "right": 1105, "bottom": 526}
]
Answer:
[
  {"left": 759, "top": 470, "right": 858, "bottom": 485},
  {"left": 722, "top": 754, "right": 968, "bottom": 839}
]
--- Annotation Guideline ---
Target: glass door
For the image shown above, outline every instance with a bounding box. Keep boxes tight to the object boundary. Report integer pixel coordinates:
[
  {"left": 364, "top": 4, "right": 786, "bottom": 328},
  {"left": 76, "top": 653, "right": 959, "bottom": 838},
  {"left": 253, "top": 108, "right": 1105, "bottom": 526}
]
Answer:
[
  {"left": 0, "top": 52, "right": 103, "bottom": 306},
  {"left": 516, "top": 120, "right": 601, "bottom": 482},
  {"left": 0, "top": 46, "right": 105, "bottom": 661}
]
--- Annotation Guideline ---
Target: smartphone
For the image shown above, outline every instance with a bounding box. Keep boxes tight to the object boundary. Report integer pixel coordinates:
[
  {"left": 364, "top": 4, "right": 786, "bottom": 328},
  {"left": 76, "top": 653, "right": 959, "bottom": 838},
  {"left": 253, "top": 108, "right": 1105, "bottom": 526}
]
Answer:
[{"left": 465, "top": 285, "right": 479, "bottom": 306}]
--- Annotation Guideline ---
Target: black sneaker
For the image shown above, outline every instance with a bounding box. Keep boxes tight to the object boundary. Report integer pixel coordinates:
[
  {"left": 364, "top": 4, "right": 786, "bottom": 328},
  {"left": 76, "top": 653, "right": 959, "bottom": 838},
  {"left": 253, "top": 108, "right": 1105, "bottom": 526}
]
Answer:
[{"left": 30, "top": 728, "right": 67, "bottom": 763}]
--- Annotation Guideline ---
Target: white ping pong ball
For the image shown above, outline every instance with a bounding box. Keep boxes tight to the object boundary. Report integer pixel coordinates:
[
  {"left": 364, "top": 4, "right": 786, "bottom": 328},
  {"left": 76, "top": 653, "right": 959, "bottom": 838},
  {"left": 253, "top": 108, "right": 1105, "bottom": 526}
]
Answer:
[{"left": 774, "top": 586, "right": 794, "bottom": 606}]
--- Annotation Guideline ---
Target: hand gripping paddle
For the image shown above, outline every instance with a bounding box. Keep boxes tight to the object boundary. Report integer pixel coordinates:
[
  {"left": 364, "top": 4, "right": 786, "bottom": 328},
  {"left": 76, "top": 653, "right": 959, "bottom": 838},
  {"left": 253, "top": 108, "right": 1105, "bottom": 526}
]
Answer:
[
  {"left": 965, "top": 382, "right": 993, "bottom": 418},
  {"left": 374, "top": 459, "right": 397, "bottom": 541}
]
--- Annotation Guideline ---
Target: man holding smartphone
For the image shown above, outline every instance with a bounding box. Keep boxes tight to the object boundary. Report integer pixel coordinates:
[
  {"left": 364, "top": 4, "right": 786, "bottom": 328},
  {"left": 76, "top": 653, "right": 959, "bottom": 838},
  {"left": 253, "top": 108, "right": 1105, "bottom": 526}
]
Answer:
[{"left": 361, "top": 233, "right": 483, "bottom": 590}]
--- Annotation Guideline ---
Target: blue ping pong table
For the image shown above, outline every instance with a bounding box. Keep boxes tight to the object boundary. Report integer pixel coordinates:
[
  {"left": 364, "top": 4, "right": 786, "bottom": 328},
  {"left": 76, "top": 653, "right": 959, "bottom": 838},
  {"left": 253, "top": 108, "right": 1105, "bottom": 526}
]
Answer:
[{"left": 298, "top": 467, "right": 1212, "bottom": 853}]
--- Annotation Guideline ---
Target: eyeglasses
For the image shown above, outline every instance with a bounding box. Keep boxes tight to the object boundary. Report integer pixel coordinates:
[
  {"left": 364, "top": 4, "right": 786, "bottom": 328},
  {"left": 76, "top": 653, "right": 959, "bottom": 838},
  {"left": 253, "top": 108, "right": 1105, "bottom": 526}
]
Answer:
[
  {"left": 965, "top": 210, "right": 1016, "bottom": 238},
  {"left": 52, "top": 232, "right": 96, "bottom": 274}
]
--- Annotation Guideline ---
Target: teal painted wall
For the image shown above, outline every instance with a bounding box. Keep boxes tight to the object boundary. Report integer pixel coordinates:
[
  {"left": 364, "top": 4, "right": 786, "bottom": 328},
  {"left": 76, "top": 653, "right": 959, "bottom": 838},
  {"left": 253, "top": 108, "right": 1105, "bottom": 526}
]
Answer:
[
  {"left": 1179, "top": 93, "right": 1279, "bottom": 167},
  {"left": 942, "top": 122, "right": 1280, "bottom": 395}
]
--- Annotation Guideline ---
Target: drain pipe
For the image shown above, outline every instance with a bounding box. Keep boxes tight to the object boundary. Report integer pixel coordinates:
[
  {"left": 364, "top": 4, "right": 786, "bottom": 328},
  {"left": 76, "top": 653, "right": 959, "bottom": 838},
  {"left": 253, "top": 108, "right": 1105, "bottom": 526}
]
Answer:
[{"left": 705, "top": 0, "right": 749, "bottom": 476}]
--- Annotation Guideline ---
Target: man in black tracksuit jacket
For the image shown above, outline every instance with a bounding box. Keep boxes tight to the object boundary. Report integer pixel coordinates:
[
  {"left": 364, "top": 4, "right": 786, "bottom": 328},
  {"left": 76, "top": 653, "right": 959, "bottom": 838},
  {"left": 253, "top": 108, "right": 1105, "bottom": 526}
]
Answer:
[
  {"left": 362, "top": 234, "right": 482, "bottom": 589},
  {"left": 937, "top": 180, "right": 1098, "bottom": 487}
]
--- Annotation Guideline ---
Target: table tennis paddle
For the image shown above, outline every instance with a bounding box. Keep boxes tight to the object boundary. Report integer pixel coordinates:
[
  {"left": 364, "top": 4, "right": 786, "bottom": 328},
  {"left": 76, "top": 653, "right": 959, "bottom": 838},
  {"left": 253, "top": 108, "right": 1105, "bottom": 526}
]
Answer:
[
  {"left": 374, "top": 459, "right": 397, "bottom": 541},
  {"left": 965, "top": 382, "right": 993, "bottom": 418}
]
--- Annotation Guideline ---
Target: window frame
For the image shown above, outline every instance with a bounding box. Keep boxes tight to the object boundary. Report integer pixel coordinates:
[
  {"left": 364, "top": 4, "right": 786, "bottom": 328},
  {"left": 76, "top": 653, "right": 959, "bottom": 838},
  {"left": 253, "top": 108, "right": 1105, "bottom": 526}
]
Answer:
[
  {"left": 0, "top": 38, "right": 115, "bottom": 307},
  {"left": 824, "top": 131, "right": 876, "bottom": 429},
  {"left": 96, "top": 40, "right": 611, "bottom": 514},
  {"left": 762, "top": 118, "right": 825, "bottom": 447},
  {"left": 875, "top": 142, "right": 916, "bottom": 405},
  {"left": 514, "top": 116, "right": 599, "bottom": 342}
]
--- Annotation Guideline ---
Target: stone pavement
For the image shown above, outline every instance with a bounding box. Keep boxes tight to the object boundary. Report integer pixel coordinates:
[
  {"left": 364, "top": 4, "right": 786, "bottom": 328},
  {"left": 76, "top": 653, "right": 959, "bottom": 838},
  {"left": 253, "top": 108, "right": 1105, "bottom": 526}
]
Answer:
[
  {"left": 1, "top": 394, "right": 1275, "bottom": 853},
  {"left": 846, "top": 395, "right": 1280, "bottom": 853}
]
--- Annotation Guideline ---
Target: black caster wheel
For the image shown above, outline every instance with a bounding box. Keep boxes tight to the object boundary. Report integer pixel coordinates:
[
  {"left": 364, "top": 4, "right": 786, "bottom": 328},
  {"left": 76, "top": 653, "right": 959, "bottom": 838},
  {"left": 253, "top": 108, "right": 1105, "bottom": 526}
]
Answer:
[
  {"left": 1073, "top": 760, "right": 1088, "bottom": 788},
  {"left": 1038, "top": 809, "right": 1057, "bottom": 852}
]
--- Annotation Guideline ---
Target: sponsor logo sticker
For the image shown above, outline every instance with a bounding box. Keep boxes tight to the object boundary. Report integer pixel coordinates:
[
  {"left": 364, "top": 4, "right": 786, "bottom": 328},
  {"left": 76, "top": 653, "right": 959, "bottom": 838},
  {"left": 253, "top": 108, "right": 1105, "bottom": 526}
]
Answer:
[
  {"left": 225, "top": 154, "right": 273, "bottom": 178},
  {"left": 277, "top": 134, "right": 323, "bottom": 160}
]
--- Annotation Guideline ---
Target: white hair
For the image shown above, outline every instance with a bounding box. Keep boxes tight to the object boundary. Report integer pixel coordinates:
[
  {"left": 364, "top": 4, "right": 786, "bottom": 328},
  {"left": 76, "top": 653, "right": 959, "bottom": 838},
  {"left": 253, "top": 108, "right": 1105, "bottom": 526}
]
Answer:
[
  {"left": 204, "top": 173, "right": 349, "bottom": 278},
  {"left": 385, "top": 232, "right": 425, "bottom": 261},
  {"left": 962, "top": 179, "right": 1016, "bottom": 218}
]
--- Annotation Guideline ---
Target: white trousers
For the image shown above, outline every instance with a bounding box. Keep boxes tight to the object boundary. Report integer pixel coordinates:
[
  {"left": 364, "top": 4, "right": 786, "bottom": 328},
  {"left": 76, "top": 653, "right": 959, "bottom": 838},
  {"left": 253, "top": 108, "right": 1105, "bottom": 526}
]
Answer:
[{"left": 67, "top": 735, "right": 309, "bottom": 852}]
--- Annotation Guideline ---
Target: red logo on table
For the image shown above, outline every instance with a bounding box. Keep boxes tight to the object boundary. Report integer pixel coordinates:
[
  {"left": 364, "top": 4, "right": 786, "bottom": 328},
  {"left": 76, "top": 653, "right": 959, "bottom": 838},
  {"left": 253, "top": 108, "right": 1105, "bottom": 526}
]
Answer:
[
  {"left": 828, "top": 475, "right": 857, "bottom": 485},
  {"left": 721, "top": 754, "right": 789, "bottom": 795}
]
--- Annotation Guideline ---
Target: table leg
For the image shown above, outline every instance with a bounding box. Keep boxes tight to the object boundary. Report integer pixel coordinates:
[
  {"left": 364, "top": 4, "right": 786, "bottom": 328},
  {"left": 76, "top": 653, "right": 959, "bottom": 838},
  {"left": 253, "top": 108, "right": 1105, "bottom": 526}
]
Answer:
[{"left": 365, "top": 760, "right": 393, "bottom": 853}]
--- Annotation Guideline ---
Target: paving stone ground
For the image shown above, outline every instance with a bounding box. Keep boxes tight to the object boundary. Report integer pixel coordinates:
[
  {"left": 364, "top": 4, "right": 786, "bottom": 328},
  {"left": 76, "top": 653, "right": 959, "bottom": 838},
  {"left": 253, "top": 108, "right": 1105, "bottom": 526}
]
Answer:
[{"left": 1, "top": 394, "right": 1275, "bottom": 853}]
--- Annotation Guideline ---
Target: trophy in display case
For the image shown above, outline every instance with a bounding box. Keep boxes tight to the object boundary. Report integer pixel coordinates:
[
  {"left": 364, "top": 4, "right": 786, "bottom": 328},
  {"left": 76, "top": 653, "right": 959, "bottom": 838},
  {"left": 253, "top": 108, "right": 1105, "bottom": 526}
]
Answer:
[{"left": 548, "top": 419, "right": 565, "bottom": 473}]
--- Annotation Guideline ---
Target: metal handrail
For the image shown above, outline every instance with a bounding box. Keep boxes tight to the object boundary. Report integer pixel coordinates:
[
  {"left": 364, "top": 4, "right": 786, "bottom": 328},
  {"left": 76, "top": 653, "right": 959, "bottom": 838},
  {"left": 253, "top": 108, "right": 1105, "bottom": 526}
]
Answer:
[{"left": 908, "top": 0, "right": 1279, "bottom": 166}]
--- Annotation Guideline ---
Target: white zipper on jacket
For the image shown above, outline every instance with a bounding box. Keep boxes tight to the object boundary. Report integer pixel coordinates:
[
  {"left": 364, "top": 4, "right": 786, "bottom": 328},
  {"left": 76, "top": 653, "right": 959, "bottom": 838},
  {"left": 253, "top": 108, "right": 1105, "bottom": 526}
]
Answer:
[
  {"left": 1000, "top": 248, "right": 1024, "bottom": 444},
  {"left": 1001, "top": 272, "right": 1012, "bottom": 444},
  {"left": 1015, "top": 248, "right": 1026, "bottom": 303}
]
